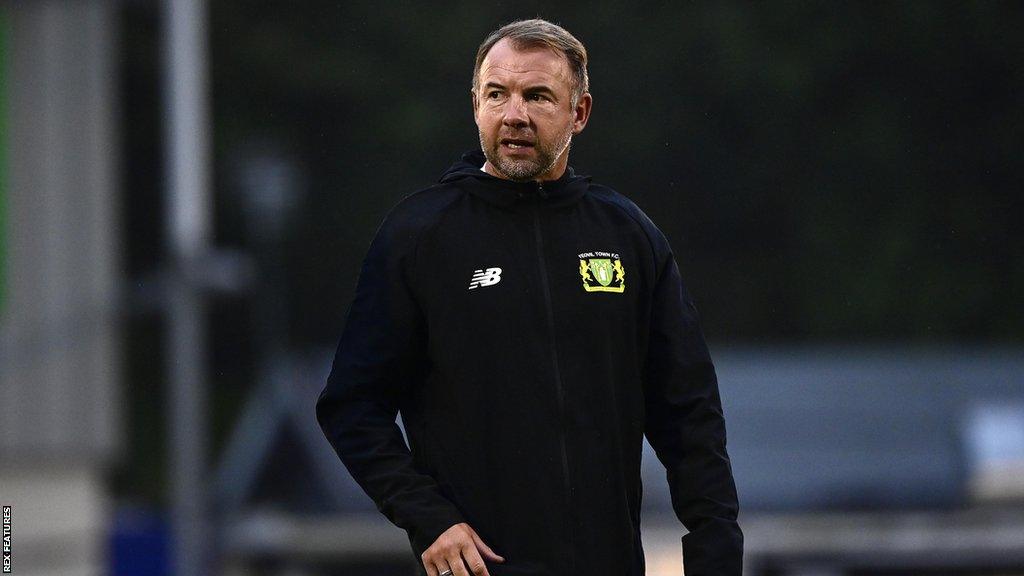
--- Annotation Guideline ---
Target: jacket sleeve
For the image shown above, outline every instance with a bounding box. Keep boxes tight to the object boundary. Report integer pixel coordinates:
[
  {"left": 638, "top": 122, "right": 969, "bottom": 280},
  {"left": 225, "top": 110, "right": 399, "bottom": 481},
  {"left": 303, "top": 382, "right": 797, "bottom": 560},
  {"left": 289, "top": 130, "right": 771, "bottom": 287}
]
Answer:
[
  {"left": 642, "top": 234, "right": 744, "bottom": 575},
  {"left": 315, "top": 207, "right": 465, "bottom": 554}
]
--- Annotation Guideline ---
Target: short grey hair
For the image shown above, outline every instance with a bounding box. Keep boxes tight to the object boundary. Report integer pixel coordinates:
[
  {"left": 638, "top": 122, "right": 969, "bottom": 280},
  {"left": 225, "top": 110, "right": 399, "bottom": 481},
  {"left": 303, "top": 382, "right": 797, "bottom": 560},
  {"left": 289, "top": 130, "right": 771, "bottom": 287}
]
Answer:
[{"left": 472, "top": 19, "right": 590, "bottom": 106}]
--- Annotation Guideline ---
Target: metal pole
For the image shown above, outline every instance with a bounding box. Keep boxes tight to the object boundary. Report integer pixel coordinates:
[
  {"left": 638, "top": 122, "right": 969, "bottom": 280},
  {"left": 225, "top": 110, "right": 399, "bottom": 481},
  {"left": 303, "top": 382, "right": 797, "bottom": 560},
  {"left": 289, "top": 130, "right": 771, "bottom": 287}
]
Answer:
[{"left": 162, "top": 0, "right": 211, "bottom": 574}]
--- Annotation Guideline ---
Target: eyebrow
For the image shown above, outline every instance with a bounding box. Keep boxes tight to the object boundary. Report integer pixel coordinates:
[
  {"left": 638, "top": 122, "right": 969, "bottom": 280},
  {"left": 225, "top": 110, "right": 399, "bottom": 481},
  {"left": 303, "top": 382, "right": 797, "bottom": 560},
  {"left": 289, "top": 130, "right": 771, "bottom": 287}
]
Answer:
[
  {"left": 525, "top": 85, "right": 557, "bottom": 97},
  {"left": 482, "top": 81, "right": 557, "bottom": 97}
]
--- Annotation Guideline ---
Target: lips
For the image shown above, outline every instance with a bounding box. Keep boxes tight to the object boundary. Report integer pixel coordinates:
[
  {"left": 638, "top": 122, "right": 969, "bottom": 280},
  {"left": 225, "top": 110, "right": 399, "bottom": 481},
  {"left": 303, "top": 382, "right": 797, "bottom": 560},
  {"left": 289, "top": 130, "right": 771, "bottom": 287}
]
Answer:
[{"left": 501, "top": 138, "right": 535, "bottom": 149}]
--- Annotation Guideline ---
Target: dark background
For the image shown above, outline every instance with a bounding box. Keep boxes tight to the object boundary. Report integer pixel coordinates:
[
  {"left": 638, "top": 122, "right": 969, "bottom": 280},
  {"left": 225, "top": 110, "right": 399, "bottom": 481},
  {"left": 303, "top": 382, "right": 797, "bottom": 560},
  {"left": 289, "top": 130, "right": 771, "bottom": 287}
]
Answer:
[{"left": 115, "top": 2, "right": 1023, "bottom": 506}]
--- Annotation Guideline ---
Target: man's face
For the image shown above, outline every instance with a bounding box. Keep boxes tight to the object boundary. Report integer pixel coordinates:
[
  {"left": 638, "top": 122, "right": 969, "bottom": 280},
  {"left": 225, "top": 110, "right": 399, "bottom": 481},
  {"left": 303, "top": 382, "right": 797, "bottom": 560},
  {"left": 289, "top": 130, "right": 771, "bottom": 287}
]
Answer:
[{"left": 473, "top": 38, "right": 592, "bottom": 182}]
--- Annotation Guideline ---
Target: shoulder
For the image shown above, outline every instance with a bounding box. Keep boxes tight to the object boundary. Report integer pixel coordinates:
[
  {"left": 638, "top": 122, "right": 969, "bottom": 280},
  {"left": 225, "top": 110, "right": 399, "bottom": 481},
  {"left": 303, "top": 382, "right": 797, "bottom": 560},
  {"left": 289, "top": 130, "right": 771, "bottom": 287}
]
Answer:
[
  {"left": 369, "top": 183, "right": 464, "bottom": 252},
  {"left": 585, "top": 183, "right": 672, "bottom": 259},
  {"left": 378, "top": 183, "right": 464, "bottom": 236}
]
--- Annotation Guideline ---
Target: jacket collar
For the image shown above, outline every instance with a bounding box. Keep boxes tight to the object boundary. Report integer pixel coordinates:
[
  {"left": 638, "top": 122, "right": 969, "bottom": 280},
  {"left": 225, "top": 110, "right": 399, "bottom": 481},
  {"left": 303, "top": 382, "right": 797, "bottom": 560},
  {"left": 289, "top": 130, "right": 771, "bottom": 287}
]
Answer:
[{"left": 439, "top": 149, "right": 591, "bottom": 209}]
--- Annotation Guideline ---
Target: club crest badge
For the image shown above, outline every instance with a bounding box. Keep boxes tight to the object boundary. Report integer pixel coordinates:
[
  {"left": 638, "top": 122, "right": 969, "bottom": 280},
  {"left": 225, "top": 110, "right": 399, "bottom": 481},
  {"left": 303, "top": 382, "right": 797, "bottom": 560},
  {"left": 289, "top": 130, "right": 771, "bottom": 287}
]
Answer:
[{"left": 578, "top": 251, "right": 625, "bottom": 293}]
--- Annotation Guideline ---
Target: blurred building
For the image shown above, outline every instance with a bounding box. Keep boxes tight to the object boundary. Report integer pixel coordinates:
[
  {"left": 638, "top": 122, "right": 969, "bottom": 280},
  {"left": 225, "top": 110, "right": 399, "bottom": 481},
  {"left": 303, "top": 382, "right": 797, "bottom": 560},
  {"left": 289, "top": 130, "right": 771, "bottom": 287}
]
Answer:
[{"left": 0, "top": 2, "right": 120, "bottom": 574}]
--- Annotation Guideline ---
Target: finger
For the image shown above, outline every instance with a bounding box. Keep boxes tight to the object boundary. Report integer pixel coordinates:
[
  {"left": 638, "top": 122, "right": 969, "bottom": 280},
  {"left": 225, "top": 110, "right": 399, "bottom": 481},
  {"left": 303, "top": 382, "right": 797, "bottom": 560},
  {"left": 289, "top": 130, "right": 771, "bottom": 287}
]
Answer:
[
  {"left": 433, "top": 558, "right": 451, "bottom": 576},
  {"left": 421, "top": 555, "right": 439, "bottom": 576},
  {"left": 461, "top": 544, "right": 491, "bottom": 576},
  {"left": 447, "top": 550, "right": 472, "bottom": 576},
  {"left": 469, "top": 530, "right": 505, "bottom": 562}
]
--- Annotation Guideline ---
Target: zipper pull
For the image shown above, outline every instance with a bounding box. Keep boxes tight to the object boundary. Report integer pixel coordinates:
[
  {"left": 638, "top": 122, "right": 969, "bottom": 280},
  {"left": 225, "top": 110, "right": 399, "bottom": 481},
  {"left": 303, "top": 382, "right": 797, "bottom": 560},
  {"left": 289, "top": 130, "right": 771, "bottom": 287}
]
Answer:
[{"left": 537, "top": 182, "right": 548, "bottom": 200}]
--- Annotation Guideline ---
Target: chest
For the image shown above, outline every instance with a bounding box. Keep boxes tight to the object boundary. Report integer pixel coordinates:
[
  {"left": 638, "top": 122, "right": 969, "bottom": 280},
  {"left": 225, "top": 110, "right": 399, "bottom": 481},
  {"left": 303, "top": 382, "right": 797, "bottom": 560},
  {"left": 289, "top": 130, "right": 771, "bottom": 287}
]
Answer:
[{"left": 412, "top": 202, "right": 655, "bottom": 341}]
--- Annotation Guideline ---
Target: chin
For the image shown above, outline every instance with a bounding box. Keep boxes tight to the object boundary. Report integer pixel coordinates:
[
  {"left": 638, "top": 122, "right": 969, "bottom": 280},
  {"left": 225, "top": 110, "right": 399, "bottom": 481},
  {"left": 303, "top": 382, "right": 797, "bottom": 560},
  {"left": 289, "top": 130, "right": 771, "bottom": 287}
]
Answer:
[{"left": 500, "top": 160, "right": 545, "bottom": 180}]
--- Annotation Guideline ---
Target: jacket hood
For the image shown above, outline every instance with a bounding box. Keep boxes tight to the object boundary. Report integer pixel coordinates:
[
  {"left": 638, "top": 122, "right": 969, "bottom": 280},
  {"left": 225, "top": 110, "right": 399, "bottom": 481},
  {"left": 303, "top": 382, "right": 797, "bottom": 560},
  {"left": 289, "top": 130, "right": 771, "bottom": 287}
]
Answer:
[{"left": 439, "top": 149, "right": 591, "bottom": 209}]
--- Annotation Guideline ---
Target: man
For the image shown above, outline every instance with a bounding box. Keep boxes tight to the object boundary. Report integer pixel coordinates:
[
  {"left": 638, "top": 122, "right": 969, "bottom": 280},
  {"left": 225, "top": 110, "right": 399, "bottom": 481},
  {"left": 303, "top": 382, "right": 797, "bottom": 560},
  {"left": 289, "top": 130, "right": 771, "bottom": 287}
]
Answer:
[{"left": 316, "top": 18, "right": 743, "bottom": 576}]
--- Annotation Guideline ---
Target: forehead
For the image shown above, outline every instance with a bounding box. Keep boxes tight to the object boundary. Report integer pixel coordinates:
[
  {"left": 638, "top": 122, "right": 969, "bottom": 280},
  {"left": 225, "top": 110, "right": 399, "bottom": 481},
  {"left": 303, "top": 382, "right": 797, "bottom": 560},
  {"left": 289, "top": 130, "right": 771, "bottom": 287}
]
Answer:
[{"left": 478, "top": 38, "right": 571, "bottom": 90}]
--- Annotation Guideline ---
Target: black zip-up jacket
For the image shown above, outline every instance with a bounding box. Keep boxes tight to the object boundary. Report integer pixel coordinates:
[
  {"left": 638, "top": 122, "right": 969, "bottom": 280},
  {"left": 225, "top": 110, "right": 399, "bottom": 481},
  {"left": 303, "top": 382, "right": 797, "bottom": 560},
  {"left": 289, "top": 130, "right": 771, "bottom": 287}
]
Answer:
[{"left": 316, "top": 150, "right": 743, "bottom": 575}]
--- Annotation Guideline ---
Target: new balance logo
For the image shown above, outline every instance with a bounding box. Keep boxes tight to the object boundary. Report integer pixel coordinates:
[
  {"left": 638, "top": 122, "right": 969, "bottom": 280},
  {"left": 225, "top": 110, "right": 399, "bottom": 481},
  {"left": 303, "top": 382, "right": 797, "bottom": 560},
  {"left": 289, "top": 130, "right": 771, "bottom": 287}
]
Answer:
[{"left": 468, "top": 267, "right": 502, "bottom": 290}]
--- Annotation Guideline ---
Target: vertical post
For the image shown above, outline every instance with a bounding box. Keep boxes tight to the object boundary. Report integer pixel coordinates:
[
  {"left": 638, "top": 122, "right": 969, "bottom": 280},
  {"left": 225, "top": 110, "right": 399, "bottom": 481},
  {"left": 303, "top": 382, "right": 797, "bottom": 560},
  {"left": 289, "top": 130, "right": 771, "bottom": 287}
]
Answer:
[
  {"left": 162, "top": 0, "right": 211, "bottom": 574},
  {"left": 0, "top": 8, "right": 7, "bottom": 315}
]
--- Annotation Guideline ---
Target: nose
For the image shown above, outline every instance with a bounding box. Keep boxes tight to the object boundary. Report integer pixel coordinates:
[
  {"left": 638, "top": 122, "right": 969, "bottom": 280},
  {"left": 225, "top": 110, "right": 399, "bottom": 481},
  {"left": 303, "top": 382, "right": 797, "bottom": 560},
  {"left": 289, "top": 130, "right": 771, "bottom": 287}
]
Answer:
[{"left": 501, "top": 94, "right": 529, "bottom": 128}]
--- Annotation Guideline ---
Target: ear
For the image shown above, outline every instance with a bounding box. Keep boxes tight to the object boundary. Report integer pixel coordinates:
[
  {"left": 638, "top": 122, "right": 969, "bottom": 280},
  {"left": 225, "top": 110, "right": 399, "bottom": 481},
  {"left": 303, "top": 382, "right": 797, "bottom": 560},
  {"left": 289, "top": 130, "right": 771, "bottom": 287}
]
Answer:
[
  {"left": 471, "top": 89, "right": 480, "bottom": 124},
  {"left": 572, "top": 92, "right": 593, "bottom": 134}
]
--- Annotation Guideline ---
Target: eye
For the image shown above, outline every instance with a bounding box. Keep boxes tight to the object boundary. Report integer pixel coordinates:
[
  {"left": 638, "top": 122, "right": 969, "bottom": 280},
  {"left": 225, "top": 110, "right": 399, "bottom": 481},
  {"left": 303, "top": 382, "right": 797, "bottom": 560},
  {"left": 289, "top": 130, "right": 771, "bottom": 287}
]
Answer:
[
  {"left": 527, "top": 93, "right": 549, "bottom": 102},
  {"left": 487, "top": 90, "right": 502, "bottom": 99}
]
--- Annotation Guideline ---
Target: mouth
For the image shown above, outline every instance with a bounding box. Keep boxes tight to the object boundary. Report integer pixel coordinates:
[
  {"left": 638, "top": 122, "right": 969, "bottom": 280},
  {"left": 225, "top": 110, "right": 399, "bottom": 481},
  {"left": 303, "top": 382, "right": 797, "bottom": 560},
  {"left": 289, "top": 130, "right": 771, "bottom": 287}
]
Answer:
[{"left": 500, "top": 138, "right": 535, "bottom": 151}]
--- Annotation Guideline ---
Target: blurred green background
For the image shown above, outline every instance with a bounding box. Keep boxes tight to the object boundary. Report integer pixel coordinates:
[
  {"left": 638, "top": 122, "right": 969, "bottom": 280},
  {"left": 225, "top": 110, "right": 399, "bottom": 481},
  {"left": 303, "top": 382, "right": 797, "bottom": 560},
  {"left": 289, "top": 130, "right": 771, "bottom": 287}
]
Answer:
[
  {"left": 2, "top": 2, "right": 1022, "bottom": 574},
  {"left": 117, "top": 0, "right": 1022, "bottom": 505}
]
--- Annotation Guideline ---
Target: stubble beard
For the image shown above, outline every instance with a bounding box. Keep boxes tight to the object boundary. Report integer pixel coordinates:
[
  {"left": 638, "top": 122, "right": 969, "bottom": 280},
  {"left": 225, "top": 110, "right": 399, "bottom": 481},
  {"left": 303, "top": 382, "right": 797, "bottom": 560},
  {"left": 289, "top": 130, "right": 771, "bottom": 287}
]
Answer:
[{"left": 480, "top": 124, "right": 574, "bottom": 182}]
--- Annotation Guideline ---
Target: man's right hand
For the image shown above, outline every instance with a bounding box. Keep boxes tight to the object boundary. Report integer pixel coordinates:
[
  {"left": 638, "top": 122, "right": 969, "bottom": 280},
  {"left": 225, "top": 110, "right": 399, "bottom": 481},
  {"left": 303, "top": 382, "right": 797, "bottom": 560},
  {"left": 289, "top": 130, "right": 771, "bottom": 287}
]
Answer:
[{"left": 422, "top": 522, "right": 505, "bottom": 576}]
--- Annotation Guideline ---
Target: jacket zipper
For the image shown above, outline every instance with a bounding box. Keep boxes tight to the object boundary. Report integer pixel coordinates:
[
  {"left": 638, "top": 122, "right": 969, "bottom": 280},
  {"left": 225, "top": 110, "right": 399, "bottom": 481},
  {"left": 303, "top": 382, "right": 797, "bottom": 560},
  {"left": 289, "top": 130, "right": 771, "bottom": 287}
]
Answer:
[{"left": 530, "top": 182, "right": 576, "bottom": 574}]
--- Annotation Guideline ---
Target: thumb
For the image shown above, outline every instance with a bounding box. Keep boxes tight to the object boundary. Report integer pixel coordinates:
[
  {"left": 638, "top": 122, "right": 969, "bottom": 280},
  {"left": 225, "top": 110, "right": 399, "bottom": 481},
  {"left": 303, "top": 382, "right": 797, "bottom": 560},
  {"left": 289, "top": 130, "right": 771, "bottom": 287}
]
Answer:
[{"left": 468, "top": 529, "right": 505, "bottom": 562}]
